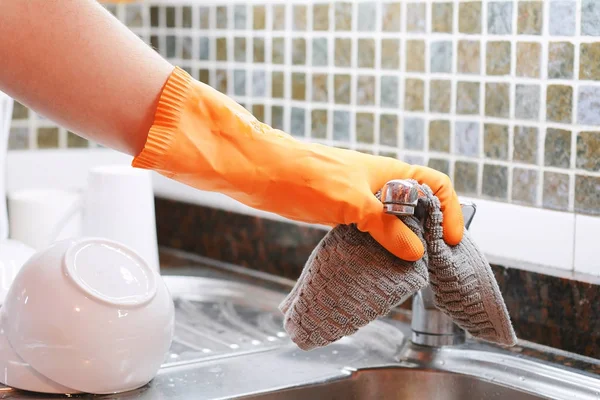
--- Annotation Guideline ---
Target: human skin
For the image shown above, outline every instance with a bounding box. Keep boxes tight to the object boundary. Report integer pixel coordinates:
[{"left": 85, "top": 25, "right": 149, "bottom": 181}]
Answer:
[{"left": 0, "top": 0, "right": 173, "bottom": 156}]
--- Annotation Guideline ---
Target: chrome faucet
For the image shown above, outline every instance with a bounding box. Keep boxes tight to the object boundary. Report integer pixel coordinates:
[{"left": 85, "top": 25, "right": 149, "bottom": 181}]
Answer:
[{"left": 380, "top": 179, "right": 477, "bottom": 347}]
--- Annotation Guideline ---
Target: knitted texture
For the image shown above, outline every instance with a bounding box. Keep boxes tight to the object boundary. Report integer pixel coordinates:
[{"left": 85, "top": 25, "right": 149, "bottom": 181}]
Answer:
[
  {"left": 419, "top": 185, "right": 517, "bottom": 346},
  {"left": 278, "top": 219, "right": 429, "bottom": 351},
  {"left": 280, "top": 183, "right": 517, "bottom": 350}
]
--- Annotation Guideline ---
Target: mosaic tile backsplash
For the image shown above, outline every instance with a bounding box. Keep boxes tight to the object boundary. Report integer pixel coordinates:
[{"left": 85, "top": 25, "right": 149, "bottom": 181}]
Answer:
[{"left": 8, "top": 0, "right": 600, "bottom": 216}]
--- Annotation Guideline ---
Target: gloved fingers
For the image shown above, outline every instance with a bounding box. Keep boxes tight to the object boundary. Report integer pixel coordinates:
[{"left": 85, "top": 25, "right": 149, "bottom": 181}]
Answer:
[
  {"left": 366, "top": 157, "right": 413, "bottom": 193},
  {"left": 356, "top": 197, "right": 424, "bottom": 261},
  {"left": 367, "top": 214, "right": 424, "bottom": 261},
  {"left": 441, "top": 189, "right": 464, "bottom": 245},
  {"left": 426, "top": 173, "right": 464, "bottom": 245},
  {"left": 402, "top": 166, "right": 465, "bottom": 246}
]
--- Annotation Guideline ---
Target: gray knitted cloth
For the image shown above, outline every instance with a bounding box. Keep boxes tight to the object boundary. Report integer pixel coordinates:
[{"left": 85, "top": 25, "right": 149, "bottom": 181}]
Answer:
[
  {"left": 279, "top": 219, "right": 430, "bottom": 351},
  {"left": 279, "top": 184, "right": 517, "bottom": 350}
]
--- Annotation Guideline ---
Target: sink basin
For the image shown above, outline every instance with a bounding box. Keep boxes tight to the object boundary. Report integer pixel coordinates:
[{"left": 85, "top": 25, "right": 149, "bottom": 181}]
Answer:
[
  {"left": 0, "top": 275, "right": 598, "bottom": 400},
  {"left": 246, "top": 368, "right": 545, "bottom": 400}
]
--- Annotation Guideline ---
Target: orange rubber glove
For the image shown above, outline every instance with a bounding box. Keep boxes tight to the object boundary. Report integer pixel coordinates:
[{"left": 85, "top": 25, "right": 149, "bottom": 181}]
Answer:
[{"left": 133, "top": 67, "right": 464, "bottom": 261}]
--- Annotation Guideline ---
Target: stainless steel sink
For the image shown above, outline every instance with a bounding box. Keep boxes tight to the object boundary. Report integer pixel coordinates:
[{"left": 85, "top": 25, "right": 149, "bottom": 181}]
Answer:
[
  {"left": 0, "top": 276, "right": 598, "bottom": 400},
  {"left": 245, "top": 341, "right": 600, "bottom": 400},
  {"left": 246, "top": 368, "right": 545, "bottom": 400}
]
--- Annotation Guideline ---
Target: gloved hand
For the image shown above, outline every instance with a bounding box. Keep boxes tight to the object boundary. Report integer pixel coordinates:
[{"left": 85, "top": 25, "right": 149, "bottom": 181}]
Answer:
[{"left": 133, "top": 67, "right": 464, "bottom": 261}]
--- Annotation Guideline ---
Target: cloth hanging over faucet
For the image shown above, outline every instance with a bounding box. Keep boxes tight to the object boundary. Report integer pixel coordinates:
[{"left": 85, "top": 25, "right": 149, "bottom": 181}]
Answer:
[
  {"left": 279, "top": 219, "right": 429, "bottom": 350},
  {"left": 279, "top": 183, "right": 517, "bottom": 350}
]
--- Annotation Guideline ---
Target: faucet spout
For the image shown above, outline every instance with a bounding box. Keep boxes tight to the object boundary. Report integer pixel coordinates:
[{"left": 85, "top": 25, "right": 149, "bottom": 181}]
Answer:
[{"left": 380, "top": 179, "right": 476, "bottom": 347}]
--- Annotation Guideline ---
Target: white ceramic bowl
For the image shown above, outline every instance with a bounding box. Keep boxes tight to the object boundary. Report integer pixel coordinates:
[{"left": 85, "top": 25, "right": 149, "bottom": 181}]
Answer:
[
  {"left": 0, "top": 239, "right": 35, "bottom": 305},
  {"left": 0, "top": 313, "right": 79, "bottom": 394},
  {"left": 2, "top": 238, "right": 174, "bottom": 394}
]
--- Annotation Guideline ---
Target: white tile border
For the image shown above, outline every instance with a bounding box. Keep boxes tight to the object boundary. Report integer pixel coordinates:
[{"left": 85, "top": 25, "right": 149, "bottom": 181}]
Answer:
[
  {"left": 7, "top": 148, "right": 596, "bottom": 274},
  {"left": 6, "top": 149, "right": 132, "bottom": 193},
  {"left": 574, "top": 214, "right": 600, "bottom": 276},
  {"left": 464, "top": 196, "right": 575, "bottom": 271}
]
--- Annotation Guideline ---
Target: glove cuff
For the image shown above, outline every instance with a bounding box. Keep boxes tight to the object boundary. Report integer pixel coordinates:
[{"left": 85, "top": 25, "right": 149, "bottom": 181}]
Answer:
[{"left": 132, "top": 66, "right": 192, "bottom": 170}]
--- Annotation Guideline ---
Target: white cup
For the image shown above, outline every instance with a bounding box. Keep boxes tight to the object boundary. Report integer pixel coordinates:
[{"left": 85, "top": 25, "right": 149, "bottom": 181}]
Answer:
[
  {"left": 50, "top": 165, "right": 160, "bottom": 272},
  {"left": 7, "top": 189, "right": 82, "bottom": 250},
  {"left": 7, "top": 166, "right": 159, "bottom": 272},
  {"left": 83, "top": 165, "right": 159, "bottom": 272}
]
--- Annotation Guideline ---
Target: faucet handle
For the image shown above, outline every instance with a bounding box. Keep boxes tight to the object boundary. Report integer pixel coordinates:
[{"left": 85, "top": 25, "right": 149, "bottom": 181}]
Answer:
[
  {"left": 461, "top": 201, "right": 477, "bottom": 230},
  {"left": 380, "top": 179, "right": 421, "bottom": 216},
  {"left": 380, "top": 179, "right": 477, "bottom": 230}
]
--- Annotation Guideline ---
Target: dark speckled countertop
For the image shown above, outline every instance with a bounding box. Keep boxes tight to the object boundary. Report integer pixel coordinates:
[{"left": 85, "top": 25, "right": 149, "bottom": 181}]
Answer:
[{"left": 155, "top": 197, "right": 600, "bottom": 361}]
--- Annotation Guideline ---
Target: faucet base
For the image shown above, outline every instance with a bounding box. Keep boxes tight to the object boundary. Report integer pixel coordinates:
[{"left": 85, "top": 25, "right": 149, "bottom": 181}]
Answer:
[
  {"left": 412, "top": 331, "right": 466, "bottom": 347},
  {"left": 410, "top": 287, "right": 466, "bottom": 348}
]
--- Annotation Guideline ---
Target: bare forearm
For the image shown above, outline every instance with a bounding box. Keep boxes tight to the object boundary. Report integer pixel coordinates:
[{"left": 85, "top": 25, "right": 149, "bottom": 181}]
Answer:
[{"left": 0, "top": 0, "right": 173, "bottom": 155}]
